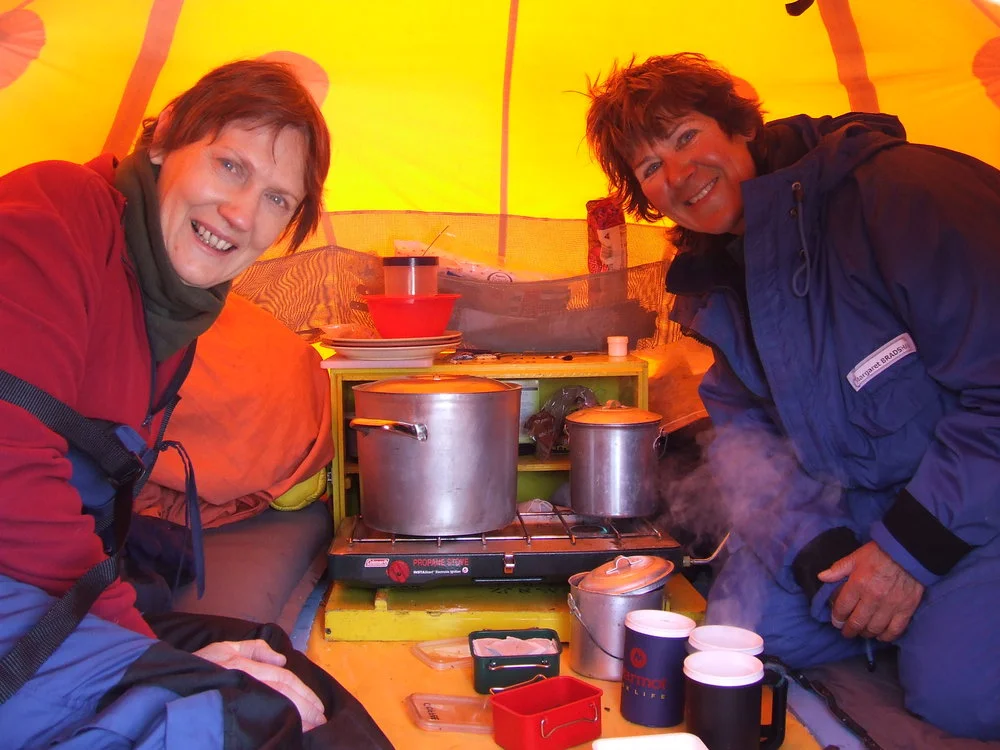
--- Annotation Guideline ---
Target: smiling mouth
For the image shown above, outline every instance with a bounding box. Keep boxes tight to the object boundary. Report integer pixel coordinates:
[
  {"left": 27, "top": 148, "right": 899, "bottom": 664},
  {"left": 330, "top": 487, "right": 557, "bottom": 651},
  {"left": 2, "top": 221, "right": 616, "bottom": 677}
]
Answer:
[
  {"left": 685, "top": 177, "right": 718, "bottom": 207},
  {"left": 191, "top": 220, "right": 236, "bottom": 252}
]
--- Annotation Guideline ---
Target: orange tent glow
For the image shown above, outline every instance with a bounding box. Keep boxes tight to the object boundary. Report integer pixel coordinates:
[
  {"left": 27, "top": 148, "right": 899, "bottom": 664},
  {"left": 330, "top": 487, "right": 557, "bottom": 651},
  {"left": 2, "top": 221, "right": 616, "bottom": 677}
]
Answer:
[{"left": 2, "top": 0, "right": 998, "bottom": 269}]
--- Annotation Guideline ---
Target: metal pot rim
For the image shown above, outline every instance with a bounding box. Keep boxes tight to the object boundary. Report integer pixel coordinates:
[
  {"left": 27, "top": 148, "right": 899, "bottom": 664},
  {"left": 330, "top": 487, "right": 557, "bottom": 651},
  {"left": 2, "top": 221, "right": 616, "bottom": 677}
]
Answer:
[
  {"left": 354, "top": 374, "right": 519, "bottom": 395},
  {"left": 566, "top": 400, "right": 661, "bottom": 426}
]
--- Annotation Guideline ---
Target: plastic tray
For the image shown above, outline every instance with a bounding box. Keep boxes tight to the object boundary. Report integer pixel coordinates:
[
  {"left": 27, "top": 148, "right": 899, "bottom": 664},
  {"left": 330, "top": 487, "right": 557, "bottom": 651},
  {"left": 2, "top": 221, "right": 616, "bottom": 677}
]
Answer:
[
  {"left": 411, "top": 636, "right": 473, "bottom": 670},
  {"left": 405, "top": 693, "right": 492, "bottom": 734}
]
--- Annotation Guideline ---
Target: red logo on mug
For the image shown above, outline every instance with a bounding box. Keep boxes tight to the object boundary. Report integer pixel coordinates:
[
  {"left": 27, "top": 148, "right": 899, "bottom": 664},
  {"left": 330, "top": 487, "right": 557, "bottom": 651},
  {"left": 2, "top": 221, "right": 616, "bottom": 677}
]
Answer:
[{"left": 629, "top": 647, "right": 647, "bottom": 669}]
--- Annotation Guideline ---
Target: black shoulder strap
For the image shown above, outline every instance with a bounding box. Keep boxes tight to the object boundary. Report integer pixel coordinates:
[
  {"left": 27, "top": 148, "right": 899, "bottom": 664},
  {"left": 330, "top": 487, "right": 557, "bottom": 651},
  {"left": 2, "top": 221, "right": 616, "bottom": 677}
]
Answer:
[
  {"left": 0, "top": 555, "right": 120, "bottom": 703},
  {"left": 0, "top": 370, "right": 146, "bottom": 703},
  {"left": 0, "top": 343, "right": 198, "bottom": 703},
  {"left": 0, "top": 370, "right": 145, "bottom": 488}
]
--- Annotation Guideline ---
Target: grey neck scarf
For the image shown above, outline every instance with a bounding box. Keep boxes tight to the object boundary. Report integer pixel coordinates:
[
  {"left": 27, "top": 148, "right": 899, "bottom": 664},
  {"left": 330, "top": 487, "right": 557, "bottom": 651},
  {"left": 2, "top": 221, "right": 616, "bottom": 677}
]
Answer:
[{"left": 114, "top": 150, "right": 229, "bottom": 362}]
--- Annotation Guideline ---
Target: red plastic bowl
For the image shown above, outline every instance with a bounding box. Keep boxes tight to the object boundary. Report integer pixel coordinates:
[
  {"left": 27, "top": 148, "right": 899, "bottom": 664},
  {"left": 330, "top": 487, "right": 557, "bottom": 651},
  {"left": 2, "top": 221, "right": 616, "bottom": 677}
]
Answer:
[{"left": 364, "top": 293, "right": 460, "bottom": 339}]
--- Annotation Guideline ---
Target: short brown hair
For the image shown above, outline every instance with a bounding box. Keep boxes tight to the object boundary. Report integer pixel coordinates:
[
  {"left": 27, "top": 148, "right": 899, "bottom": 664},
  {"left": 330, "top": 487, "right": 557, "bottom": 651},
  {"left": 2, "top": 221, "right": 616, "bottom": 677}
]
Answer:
[
  {"left": 137, "top": 59, "right": 331, "bottom": 252},
  {"left": 586, "top": 53, "right": 763, "bottom": 222}
]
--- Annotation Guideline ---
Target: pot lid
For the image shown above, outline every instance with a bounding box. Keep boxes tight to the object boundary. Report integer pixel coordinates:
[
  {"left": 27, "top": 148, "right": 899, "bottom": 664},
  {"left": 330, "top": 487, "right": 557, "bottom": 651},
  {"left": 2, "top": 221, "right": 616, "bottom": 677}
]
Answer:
[
  {"left": 355, "top": 374, "right": 517, "bottom": 395},
  {"left": 576, "top": 555, "right": 674, "bottom": 595},
  {"left": 565, "top": 400, "right": 661, "bottom": 426}
]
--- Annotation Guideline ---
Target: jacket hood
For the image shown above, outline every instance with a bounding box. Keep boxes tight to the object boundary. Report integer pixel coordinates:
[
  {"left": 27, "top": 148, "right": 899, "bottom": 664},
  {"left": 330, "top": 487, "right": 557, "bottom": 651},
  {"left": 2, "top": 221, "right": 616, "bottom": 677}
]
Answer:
[{"left": 759, "top": 112, "right": 907, "bottom": 190}]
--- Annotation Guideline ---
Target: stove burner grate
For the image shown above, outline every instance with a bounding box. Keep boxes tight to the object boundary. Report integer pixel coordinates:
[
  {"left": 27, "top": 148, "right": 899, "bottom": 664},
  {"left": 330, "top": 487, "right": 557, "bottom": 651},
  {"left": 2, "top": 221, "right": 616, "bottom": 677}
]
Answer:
[{"left": 346, "top": 508, "right": 664, "bottom": 549}]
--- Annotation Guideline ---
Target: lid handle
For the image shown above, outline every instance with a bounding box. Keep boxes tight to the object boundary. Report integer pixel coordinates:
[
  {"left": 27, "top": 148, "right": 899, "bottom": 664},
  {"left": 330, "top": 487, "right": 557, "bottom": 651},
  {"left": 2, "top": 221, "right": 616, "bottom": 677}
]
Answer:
[{"left": 605, "top": 555, "right": 640, "bottom": 576}]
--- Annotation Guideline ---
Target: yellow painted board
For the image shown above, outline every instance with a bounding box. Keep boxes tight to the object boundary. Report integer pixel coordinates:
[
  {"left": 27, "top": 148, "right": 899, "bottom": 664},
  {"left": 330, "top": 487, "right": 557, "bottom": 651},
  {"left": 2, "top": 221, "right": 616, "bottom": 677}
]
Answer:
[
  {"left": 324, "top": 582, "right": 572, "bottom": 641},
  {"left": 323, "top": 575, "right": 705, "bottom": 641}
]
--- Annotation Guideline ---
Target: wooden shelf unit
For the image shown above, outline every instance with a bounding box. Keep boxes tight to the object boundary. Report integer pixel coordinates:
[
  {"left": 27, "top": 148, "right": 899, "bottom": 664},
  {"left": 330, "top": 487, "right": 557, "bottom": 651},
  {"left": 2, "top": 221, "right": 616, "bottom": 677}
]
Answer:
[{"left": 325, "top": 352, "right": 648, "bottom": 530}]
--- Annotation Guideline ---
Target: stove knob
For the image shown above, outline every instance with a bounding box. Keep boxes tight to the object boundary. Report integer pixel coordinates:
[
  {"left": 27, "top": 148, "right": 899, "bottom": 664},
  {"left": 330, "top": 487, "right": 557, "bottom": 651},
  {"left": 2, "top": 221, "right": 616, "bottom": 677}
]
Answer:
[{"left": 503, "top": 553, "right": 515, "bottom": 575}]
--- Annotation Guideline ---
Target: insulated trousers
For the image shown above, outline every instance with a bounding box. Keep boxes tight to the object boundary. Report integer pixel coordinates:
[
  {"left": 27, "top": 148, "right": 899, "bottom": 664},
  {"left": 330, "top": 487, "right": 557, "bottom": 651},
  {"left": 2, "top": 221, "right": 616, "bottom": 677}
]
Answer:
[{"left": 0, "top": 576, "right": 394, "bottom": 749}]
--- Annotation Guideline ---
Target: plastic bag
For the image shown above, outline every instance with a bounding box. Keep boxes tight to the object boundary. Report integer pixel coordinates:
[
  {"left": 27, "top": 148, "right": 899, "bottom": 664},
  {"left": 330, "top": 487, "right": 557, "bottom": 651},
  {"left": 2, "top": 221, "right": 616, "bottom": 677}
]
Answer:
[{"left": 524, "top": 385, "right": 598, "bottom": 459}]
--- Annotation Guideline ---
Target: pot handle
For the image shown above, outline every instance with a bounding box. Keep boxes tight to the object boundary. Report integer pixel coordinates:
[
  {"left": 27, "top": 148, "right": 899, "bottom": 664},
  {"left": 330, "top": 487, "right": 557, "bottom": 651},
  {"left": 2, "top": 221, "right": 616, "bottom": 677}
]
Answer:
[
  {"left": 653, "top": 425, "right": 669, "bottom": 459},
  {"left": 348, "top": 418, "right": 428, "bottom": 441},
  {"left": 567, "top": 593, "right": 623, "bottom": 662}
]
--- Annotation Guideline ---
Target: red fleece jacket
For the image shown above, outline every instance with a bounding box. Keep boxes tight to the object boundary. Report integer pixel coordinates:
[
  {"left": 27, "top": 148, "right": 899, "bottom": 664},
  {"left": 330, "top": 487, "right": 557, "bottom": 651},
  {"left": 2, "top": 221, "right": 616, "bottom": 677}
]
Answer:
[{"left": 0, "top": 156, "right": 185, "bottom": 637}]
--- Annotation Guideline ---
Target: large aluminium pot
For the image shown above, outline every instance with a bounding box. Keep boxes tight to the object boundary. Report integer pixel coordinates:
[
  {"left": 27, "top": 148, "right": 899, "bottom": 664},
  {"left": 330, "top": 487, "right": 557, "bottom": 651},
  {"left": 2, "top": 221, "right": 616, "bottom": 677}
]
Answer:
[
  {"left": 349, "top": 375, "right": 521, "bottom": 536},
  {"left": 564, "top": 400, "right": 666, "bottom": 518}
]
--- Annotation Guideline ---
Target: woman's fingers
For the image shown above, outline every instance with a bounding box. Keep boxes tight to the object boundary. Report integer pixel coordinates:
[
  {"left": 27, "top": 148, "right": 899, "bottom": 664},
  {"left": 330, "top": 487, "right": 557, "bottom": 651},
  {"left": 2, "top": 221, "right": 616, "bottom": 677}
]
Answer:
[
  {"left": 194, "top": 640, "right": 326, "bottom": 730},
  {"left": 250, "top": 664, "right": 326, "bottom": 732},
  {"left": 234, "top": 638, "right": 288, "bottom": 667}
]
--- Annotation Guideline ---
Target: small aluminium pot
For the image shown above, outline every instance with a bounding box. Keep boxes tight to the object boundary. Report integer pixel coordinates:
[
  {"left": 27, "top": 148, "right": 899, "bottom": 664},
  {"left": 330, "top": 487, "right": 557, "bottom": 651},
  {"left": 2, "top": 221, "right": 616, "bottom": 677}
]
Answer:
[
  {"left": 350, "top": 375, "right": 521, "bottom": 536},
  {"left": 567, "top": 555, "right": 674, "bottom": 681},
  {"left": 565, "top": 400, "right": 666, "bottom": 518}
]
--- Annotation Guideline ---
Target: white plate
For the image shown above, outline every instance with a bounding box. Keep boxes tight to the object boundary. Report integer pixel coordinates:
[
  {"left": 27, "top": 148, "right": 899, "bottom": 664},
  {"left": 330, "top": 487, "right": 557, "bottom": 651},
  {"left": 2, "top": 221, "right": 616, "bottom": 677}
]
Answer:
[
  {"left": 593, "top": 734, "right": 708, "bottom": 750},
  {"left": 325, "top": 331, "right": 462, "bottom": 348},
  {"left": 331, "top": 341, "right": 458, "bottom": 361}
]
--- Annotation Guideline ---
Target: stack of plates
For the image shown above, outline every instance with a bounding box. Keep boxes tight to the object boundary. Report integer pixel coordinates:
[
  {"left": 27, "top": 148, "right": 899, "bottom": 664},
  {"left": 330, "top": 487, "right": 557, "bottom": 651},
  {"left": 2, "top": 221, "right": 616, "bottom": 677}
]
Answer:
[{"left": 323, "top": 330, "right": 463, "bottom": 361}]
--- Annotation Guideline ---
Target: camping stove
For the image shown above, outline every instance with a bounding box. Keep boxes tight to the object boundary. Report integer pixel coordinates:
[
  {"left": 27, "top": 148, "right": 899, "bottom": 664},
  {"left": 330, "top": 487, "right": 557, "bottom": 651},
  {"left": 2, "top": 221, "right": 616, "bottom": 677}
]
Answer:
[{"left": 327, "top": 506, "right": 682, "bottom": 587}]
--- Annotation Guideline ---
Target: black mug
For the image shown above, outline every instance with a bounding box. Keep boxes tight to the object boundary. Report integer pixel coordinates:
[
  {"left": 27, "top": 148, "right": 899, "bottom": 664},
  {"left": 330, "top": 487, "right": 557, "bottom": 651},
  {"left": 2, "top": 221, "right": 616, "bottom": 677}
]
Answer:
[{"left": 683, "top": 650, "right": 787, "bottom": 750}]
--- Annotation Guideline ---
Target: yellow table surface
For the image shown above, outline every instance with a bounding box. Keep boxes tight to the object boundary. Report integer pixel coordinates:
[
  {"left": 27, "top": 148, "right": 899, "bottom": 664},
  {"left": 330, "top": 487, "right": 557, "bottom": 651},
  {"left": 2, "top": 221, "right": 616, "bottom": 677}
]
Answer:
[{"left": 304, "top": 608, "right": 820, "bottom": 749}]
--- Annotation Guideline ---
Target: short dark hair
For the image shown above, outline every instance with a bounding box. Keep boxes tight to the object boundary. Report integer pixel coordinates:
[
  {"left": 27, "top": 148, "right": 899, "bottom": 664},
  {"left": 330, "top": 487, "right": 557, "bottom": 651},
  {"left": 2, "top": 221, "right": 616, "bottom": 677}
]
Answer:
[
  {"left": 586, "top": 53, "right": 763, "bottom": 223},
  {"left": 137, "top": 59, "right": 331, "bottom": 252}
]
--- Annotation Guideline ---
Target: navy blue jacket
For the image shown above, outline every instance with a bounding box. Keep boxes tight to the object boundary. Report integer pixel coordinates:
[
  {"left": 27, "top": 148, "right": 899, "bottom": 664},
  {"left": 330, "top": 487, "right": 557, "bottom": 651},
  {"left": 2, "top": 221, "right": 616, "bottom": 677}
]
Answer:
[{"left": 667, "top": 113, "right": 1000, "bottom": 605}]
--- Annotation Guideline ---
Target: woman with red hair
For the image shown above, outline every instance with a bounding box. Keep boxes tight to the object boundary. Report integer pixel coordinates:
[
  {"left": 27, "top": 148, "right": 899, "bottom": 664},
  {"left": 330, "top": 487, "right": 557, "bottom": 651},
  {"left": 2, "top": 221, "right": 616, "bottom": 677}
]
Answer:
[{"left": 0, "top": 59, "right": 390, "bottom": 748}]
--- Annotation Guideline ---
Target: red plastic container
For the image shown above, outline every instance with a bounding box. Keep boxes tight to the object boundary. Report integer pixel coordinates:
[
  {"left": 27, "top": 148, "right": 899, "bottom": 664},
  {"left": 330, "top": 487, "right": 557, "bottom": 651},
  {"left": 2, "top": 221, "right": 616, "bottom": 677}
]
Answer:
[
  {"left": 491, "top": 675, "right": 603, "bottom": 750},
  {"left": 363, "top": 293, "right": 460, "bottom": 339}
]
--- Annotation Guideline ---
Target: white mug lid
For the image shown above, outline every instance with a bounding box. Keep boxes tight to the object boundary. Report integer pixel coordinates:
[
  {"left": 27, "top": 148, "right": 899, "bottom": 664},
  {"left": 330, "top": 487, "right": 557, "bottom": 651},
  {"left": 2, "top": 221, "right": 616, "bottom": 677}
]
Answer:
[
  {"left": 688, "top": 625, "right": 764, "bottom": 655},
  {"left": 626, "top": 609, "right": 697, "bottom": 638},
  {"left": 683, "top": 650, "right": 764, "bottom": 687}
]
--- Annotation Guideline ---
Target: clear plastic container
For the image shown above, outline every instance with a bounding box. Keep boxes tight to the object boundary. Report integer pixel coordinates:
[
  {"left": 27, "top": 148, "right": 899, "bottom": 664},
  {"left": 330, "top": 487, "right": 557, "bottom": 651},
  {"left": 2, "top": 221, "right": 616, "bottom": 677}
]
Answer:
[
  {"left": 410, "top": 637, "right": 473, "bottom": 670},
  {"left": 383, "top": 256, "right": 439, "bottom": 296},
  {"left": 405, "top": 693, "right": 493, "bottom": 734}
]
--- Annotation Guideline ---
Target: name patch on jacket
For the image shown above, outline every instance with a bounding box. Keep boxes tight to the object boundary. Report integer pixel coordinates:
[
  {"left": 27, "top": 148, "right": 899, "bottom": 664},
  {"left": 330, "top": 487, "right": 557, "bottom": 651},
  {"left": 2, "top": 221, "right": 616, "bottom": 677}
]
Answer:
[{"left": 846, "top": 333, "right": 917, "bottom": 392}]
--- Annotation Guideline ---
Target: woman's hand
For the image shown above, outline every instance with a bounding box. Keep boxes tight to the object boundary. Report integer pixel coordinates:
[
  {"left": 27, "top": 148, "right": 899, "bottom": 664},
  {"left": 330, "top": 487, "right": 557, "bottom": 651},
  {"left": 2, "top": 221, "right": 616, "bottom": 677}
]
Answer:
[
  {"left": 818, "top": 541, "right": 924, "bottom": 642},
  {"left": 194, "top": 639, "right": 327, "bottom": 731}
]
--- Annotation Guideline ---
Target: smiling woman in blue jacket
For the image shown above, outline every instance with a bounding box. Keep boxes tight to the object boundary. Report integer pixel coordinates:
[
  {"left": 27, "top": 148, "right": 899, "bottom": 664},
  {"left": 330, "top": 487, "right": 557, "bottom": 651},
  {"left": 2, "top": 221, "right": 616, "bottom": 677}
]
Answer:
[{"left": 586, "top": 52, "right": 1000, "bottom": 740}]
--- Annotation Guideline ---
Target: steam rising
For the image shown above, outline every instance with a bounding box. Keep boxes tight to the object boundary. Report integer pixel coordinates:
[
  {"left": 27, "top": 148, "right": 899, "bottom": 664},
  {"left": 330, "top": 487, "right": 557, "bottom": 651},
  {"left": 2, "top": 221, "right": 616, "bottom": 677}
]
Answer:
[{"left": 657, "top": 422, "right": 842, "bottom": 630}]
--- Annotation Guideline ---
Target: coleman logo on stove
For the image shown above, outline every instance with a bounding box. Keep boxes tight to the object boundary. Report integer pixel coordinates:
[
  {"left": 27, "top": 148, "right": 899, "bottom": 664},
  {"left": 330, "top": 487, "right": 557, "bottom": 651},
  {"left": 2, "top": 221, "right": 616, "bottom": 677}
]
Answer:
[
  {"left": 846, "top": 333, "right": 917, "bottom": 392},
  {"left": 363, "top": 558, "right": 390, "bottom": 568}
]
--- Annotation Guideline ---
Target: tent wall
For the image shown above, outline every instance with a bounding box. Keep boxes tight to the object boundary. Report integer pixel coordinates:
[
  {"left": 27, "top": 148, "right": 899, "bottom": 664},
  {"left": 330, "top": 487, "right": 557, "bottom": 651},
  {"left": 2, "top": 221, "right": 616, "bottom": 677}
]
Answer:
[{"left": 2, "top": 0, "right": 998, "bottom": 267}]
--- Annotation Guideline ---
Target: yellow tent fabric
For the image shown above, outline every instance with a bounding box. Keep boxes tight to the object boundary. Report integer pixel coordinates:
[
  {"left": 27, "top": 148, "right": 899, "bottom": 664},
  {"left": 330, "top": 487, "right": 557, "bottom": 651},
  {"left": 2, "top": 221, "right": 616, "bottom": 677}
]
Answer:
[{"left": 2, "top": 0, "right": 999, "bottom": 265}]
